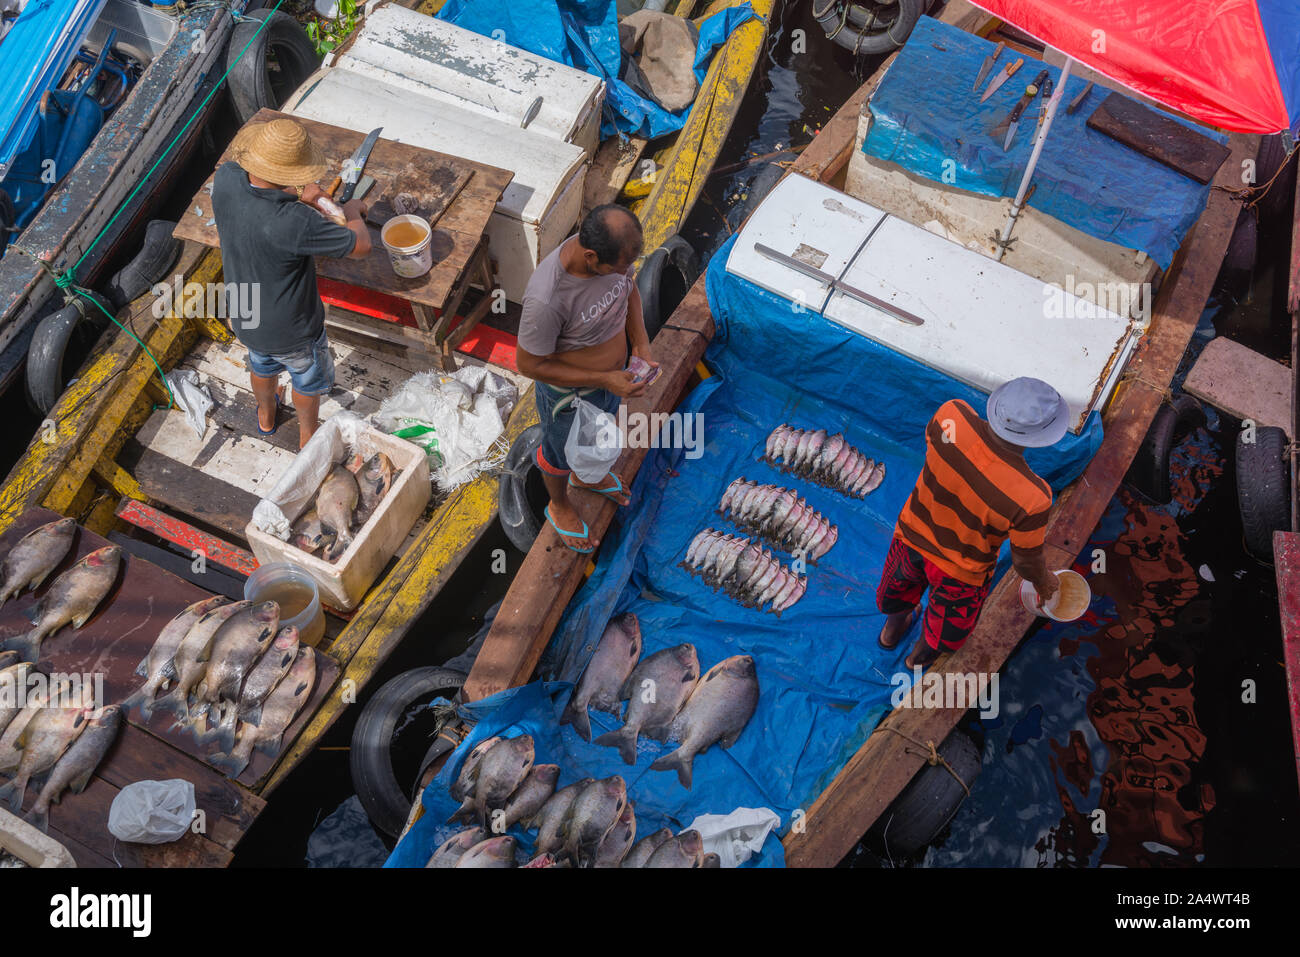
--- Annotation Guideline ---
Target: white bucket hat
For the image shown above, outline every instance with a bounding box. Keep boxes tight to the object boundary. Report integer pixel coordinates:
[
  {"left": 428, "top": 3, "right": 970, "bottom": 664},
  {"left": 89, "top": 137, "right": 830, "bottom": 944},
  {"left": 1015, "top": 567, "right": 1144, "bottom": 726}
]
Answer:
[{"left": 986, "top": 377, "right": 1069, "bottom": 448}]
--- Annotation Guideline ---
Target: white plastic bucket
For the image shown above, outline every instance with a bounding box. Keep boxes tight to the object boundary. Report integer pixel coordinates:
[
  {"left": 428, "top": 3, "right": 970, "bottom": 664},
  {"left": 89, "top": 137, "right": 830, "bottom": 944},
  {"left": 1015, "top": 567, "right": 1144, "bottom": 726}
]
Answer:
[
  {"left": 381, "top": 214, "right": 433, "bottom": 278},
  {"left": 1019, "top": 569, "right": 1091, "bottom": 622},
  {"left": 244, "top": 562, "right": 326, "bottom": 647}
]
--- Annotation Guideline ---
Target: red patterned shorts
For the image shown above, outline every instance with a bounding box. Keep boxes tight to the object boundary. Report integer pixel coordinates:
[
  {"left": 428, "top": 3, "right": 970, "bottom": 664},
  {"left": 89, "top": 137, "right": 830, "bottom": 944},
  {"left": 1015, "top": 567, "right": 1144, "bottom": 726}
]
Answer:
[{"left": 876, "top": 537, "right": 992, "bottom": 651}]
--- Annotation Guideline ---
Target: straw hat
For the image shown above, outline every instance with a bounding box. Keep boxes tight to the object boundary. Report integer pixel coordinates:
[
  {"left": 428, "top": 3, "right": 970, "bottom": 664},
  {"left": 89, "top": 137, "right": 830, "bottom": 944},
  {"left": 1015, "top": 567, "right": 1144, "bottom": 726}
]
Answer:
[{"left": 230, "top": 118, "right": 326, "bottom": 187}]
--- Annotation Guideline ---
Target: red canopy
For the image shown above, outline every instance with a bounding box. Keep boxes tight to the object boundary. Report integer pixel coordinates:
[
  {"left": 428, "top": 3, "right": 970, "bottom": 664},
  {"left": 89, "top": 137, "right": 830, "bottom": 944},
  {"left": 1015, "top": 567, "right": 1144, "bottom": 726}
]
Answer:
[{"left": 968, "top": 0, "right": 1300, "bottom": 135}]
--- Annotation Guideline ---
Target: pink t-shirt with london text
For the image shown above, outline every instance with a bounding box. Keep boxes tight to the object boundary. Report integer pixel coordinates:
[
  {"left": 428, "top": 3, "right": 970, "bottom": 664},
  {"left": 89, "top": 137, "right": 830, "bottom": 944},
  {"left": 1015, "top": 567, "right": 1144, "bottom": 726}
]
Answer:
[{"left": 517, "top": 237, "right": 635, "bottom": 355}]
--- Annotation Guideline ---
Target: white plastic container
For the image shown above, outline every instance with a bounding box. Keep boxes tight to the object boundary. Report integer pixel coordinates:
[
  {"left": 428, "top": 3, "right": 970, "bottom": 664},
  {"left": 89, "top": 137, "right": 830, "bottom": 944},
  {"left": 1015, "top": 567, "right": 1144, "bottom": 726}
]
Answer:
[
  {"left": 381, "top": 214, "right": 434, "bottom": 279},
  {"left": 244, "top": 562, "right": 326, "bottom": 646},
  {"left": 245, "top": 427, "right": 431, "bottom": 611},
  {"left": 1019, "top": 569, "right": 1092, "bottom": 622}
]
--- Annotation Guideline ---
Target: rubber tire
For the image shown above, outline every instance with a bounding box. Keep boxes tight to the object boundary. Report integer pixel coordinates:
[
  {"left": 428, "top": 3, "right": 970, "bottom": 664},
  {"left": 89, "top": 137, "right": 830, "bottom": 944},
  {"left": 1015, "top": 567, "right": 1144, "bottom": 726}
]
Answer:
[
  {"left": 0, "top": 188, "right": 14, "bottom": 257},
  {"left": 1124, "top": 395, "right": 1206, "bottom": 504},
  {"left": 1254, "top": 134, "right": 1297, "bottom": 225},
  {"left": 871, "top": 729, "right": 982, "bottom": 856},
  {"left": 1236, "top": 425, "right": 1291, "bottom": 563},
  {"left": 816, "top": 0, "right": 925, "bottom": 55},
  {"left": 636, "top": 234, "right": 699, "bottom": 341},
  {"left": 225, "top": 9, "right": 321, "bottom": 126},
  {"left": 102, "top": 220, "right": 182, "bottom": 312},
  {"left": 350, "top": 666, "right": 468, "bottom": 838},
  {"left": 498, "top": 423, "right": 546, "bottom": 554},
  {"left": 25, "top": 292, "right": 113, "bottom": 415}
]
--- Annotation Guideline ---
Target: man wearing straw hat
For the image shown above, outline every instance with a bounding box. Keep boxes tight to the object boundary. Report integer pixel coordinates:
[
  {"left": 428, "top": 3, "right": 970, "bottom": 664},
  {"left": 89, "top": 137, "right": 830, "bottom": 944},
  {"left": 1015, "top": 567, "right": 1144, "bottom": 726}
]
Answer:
[
  {"left": 212, "top": 117, "right": 371, "bottom": 447},
  {"left": 877, "top": 377, "right": 1066, "bottom": 670}
]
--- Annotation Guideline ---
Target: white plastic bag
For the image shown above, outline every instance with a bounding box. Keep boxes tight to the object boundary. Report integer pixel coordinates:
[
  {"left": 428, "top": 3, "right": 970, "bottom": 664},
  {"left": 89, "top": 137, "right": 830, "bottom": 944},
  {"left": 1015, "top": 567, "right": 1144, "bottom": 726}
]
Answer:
[
  {"left": 107, "top": 779, "right": 196, "bottom": 844},
  {"left": 564, "top": 396, "right": 622, "bottom": 484},
  {"left": 165, "top": 370, "right": 213, "bottom": 439},
  {"left": 686, "top": 807, "right": 781, "bottom": 868},
  {"left": 251, "top": 412, "right": 365, "bottom": 540}
]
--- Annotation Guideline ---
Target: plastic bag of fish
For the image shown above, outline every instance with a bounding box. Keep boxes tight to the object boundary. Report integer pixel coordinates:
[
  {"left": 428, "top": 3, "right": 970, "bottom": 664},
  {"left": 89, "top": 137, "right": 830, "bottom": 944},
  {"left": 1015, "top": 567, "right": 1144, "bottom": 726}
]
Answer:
[{"left": 122, "top": 596, "right": 317, "bottom": 777}]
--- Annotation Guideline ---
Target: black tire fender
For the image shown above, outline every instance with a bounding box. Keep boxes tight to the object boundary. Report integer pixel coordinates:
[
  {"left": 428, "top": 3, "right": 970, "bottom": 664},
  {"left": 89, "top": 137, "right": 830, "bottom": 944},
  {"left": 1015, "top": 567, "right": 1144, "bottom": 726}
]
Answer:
[
  {"left": 1125, "top": 395, "right": 1206, "bottom": 504},
  {"left": 498, "top": 423, "right": 546, "bottom": 554},
  {"left": 815, "top": 0, "right": 926, "bottom": 56},
  {"left": 103, "top": 219, "right": 182, "bottom": 312},
  {"left": 25, "top": 292, "right": 113, "bottom": 415},
  {"left": 349, "top": 666, "right": 468, "bottom": 837},
  {"left": 636, "top": 234, "right": 699, "bottom": 341},
  {"left": 1236, "top": 425, "right": 1292, "bottom": 563},
  {"left": 871, "top": 728, "right": 982, "bottom": 856},
  {"left": 225, "top": 8, "right": 321, "bottom": 126},
  {"left": 0, "top": 187, "right": 15, "bottom": 256}
]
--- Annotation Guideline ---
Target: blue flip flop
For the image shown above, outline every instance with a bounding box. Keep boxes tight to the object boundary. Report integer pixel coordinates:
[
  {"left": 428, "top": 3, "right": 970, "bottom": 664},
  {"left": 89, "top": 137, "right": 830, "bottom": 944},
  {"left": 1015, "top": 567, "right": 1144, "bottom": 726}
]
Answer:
[
  {"left": 569, "top": 471, "right": 628, "bottom": 505},
  {"left": 545, "top": 505, "right": 595, "bottom": 554}
]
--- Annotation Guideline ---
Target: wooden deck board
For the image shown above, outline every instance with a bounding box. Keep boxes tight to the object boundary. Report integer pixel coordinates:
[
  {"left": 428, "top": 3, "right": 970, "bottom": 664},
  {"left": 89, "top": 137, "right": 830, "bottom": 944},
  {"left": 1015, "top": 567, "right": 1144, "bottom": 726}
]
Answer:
[
  {"left": 1276, "top": 532, "right": 1300, "bottom": 792},
  {"left": 1183, "top": 336, "right": 1293, "bottom": 437}
]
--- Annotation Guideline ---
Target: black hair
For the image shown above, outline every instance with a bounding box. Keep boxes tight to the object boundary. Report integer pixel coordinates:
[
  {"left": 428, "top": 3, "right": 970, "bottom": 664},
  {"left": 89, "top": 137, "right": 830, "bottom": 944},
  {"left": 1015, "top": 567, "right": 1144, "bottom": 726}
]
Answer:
[{"left": 579, "top": 204, "right": 642, "bottom": 265}]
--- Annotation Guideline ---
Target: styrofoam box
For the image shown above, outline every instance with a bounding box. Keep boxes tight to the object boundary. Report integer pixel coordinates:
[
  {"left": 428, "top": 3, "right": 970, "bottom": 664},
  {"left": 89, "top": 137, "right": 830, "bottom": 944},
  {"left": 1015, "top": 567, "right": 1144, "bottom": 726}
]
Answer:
[
  {"left": 0, "top": 809, "right": 76, "bottom": 867},
  {"left": 245, "top": 428, "right": 431, "bottom": 612}
]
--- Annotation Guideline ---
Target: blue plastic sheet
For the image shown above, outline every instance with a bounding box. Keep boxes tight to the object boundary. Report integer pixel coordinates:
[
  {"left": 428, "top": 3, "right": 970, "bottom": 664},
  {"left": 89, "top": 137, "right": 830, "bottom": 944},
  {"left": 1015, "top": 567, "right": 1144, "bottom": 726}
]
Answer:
[
  {"left": 862, "top": 17, "right": 1228, "bottom": 270},
  {"left": 436, "top": 0, "right": 758, "bottom": 139}
]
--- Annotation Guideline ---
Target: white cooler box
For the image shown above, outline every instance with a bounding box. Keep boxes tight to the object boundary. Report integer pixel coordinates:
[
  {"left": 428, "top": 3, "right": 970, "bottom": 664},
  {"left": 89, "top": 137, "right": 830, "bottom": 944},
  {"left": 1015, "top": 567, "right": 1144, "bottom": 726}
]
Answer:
[
  {"left": 726, "top": 174, "right": 1142, "bottom": 434},
  {"left": 288, "top": 67, "right": 588, "bottom": 304}
]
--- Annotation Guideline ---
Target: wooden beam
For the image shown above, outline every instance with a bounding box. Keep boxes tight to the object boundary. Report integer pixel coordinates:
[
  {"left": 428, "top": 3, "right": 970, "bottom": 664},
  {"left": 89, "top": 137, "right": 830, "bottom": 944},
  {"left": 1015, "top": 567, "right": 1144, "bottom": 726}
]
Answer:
[
  {"left": 462, "top": 281, "right": 716, "bottom": 701},
  {"left": 783, "top": 131, "right": 1256, "bottom": 868},
  {"left": 1276, "top": 532, "right": 1300, "bottom": 793}
]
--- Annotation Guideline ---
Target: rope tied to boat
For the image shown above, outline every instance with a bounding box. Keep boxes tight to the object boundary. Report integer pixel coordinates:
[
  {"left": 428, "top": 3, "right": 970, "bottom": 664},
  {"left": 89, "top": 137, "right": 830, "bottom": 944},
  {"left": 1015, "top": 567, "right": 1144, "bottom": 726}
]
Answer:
[
  {"left": 876, "top": 725, "right": 972, "bottom": 797},
  {"left": 1117, "top": 368, "right": 1175, "bottom": 406}
]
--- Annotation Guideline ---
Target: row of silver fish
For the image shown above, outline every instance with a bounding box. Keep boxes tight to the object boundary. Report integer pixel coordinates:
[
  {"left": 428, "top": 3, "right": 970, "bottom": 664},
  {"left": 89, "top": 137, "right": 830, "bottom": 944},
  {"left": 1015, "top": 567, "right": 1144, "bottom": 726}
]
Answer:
[
  {"left": 719, "top": 478, "right": 838, "bottom": 560},
  {"left": 0, "top": 652, "right": 121, "bottom": 827},
  {"left": 292, "top": 452, "right": 396, "bottom": 562},
  {"left": 563, "top": 613, "right": 761, "bottom": 789},
  {"left": 0, "top": 519, "right": 122, "bottom": 663},
  {"left": 682, "top": 529, "right": 807, "bottom": 614},
  {"left": 764, "top": 425, "right": 885, "bottom": 498}
]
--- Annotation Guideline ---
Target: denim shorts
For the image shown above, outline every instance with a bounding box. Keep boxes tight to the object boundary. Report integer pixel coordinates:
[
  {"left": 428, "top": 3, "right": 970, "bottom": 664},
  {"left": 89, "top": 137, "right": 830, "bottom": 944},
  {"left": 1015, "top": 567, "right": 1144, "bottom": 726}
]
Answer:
[
  {"left": 245, "top": 328, "right": 335, "bottom": 397},
  {"left": 534, "top": 381, "right": 621, "bottom": 474}
]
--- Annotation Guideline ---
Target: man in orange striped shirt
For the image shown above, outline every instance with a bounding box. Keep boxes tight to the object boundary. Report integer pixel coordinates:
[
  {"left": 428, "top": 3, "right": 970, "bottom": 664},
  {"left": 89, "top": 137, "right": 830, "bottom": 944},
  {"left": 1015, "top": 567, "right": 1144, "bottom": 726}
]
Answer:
[{"left": 878, "top": 377, "right": 1067, "bottom": 668}]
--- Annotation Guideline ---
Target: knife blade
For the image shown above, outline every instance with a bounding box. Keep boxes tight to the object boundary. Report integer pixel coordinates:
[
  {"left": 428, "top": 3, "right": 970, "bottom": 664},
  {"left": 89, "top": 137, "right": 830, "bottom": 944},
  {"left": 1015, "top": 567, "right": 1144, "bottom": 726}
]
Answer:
[
  {"left": 972, "top": 41, "right": 1005, "bottom": 92},
  {"left": 980, "top": 57, "right": 1023, "bottom": 103},
  {"left": 1066, "top": 80, "right": 1095, "bottom": 115},
  {"left": 338, "top": 127, "right": 382, "bottom": 204},
  {"left": 1000, "top": 70, "right": 1050, "bottom": 150}
]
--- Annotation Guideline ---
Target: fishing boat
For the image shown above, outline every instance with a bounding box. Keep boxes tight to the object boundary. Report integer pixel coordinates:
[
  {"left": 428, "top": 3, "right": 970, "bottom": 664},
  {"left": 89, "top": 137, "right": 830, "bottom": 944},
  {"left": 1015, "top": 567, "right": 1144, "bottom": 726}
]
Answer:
[
  {"left": 0, "top": 0, "right": 776, "bottom": 863},
  {"left": 385, "top": 0, "right": 1255, "bottom": 867},
  {"left": 0, "top": 0, "right": 254, "bottom": 407}
]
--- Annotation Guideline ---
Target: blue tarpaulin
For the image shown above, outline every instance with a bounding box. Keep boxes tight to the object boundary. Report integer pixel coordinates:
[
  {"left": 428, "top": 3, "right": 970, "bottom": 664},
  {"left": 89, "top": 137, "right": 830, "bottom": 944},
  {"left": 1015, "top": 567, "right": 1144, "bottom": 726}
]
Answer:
[
  {"left": 436, "top": 0, "right": 758, "bottom": 139},
  {"left": 388, "top": 237, "right": 1101, "bottom": 867},
  {"left": 862, "top": 16, "right": 1228, "bottom": 270}
]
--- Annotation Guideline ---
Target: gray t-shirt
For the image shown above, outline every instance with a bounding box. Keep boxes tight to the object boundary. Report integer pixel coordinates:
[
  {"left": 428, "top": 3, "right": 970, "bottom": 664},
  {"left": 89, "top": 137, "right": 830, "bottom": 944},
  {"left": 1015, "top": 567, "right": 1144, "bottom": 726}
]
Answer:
[{"left": 517, "top": 237, "right": 635, "bottom": 355}]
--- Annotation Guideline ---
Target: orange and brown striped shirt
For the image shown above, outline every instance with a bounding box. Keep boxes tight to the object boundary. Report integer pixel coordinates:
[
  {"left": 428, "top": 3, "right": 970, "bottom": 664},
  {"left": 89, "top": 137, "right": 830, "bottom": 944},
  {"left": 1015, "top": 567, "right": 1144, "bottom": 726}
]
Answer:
[{"left": 894, "top": 399, "right": 1052, "bottom": 586}]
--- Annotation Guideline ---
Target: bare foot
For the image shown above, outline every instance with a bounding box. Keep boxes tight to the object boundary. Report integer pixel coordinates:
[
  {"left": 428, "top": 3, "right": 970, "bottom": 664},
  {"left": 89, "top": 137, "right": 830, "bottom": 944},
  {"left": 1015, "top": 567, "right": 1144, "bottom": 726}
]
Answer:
[
  {"left": 878, "top": 608, "right": 918, "bottom": 650},
  {"left": 257, "top": 385, "right": 286, "bottom": 433},
  {"left": 904, "top": 637, "right": 941, "bottom": 670}
]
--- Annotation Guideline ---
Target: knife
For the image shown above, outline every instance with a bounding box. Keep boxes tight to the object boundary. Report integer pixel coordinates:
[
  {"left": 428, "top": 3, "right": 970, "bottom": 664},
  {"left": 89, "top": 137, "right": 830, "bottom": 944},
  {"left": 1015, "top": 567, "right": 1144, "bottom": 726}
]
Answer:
[
  {"left": 972, "top": 41, "right": 1005, "bottom": 92},
  {"left": 339, "top": 127, "right": 383, "bottom": 204},
  {"left": 980, "top": 57, "right": 1023, "bottom": 103},
  {"left": 1000, "top": 70, "right": 1050, "bottom": 150},
  {"left": 1066, "top": 80, "right": 1095, "bottom": 115}
]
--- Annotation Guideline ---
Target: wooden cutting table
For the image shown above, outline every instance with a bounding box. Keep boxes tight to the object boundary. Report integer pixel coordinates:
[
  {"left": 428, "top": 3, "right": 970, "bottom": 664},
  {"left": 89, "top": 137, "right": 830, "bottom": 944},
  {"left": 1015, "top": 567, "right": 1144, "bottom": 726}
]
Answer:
[{"left": 173, "top": 110, "right": 513, "bottom": 371}]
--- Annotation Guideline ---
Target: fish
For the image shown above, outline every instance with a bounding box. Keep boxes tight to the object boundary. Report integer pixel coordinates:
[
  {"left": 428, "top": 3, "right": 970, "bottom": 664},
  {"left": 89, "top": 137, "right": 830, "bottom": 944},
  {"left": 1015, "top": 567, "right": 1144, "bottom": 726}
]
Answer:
[
  {"left": 209, "top": 646, "right": 315, "bottom": 777},
  {"left": 592, "top": 802, "right": 636, "bottom": 868},
  {"left": 188, "top": 601, "right": 280, "bottom": 739},
  {"left": 2, "top": 546, "right": 121, "bottom": 662},
  {"left": 25, "top": 705, "right": 120, "bottom": 831},
  {"left": 522, "top": 852, "right": 569, "bottom": 868},
  {"left": 450, "top": 736, "right": 501, "bottom": 802},
  {"left": 356, "top": 453, "right": 395, "bottom": 514},
  {"left": 447, "top": 735, "right": 534, "bottom": 825},
  {"left": 529, "top": 777, "right": 593, "bottom": 856},
  {"left": 497, "top": 764, "right": 559, "bottom": 832},
  {"left": 201, "top": 626, "right": 298, "bottom": 753},
  {"left": 644, "top": 829, "right": 705, "bottom": 868},
  {"left": 455, "top": 835, "right": 516, "bottom": 868},
  {"left": 318, "top": 467, "right": 359, "bottom": 562},
  {"left": 560, "top": 612, "right": 643, "bottom": 741},
  {"left": 594, "top": 644, "right": 699, "bottom": 764},
  {"left": 650, "top": 655, "right": 760, "bottom": 789},
  {"left": 560, "top": 776, "right": 627, "bottom": 867},
  {"left": 0, "top": 704, "right": 91, "bottom": 812},
  {"left": 153, "top": 600, "right": 251, "bottom": 722},
  {"left": 622, "top": 826, "right": 673, "bottom": 868},
  {"left": 312, "top": 194, "right": 347, "bottom": 227},
  {"left": 0, "top": 675, "right": 73, "bottom": 771},
  {"left": 290, "top": 508, "right": 333, "bottom": 554},
  {"left": 425, "top": 826, "right": 486, "bottom": 867},
  {"left": 701, "top": 852, "right": 721, "bottom": 867},
  {"left": 0, "top": 518, "right": 76, "bottom": 606},
  {"left": 0, "top": 660, "right": 33, "bottom": 737},
  {"left": 123, "top": 596, "right": 229, "bottom": 721},
  {"left": 681, "top": 529, "right": 805, "bottom": 615},
  {"left": 860, "top": 460, "right": 886, "bottom": 495}
]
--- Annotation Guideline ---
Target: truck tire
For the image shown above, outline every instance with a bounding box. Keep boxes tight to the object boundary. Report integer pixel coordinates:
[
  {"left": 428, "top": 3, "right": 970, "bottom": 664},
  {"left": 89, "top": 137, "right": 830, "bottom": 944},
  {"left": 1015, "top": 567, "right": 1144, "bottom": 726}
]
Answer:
[
  {"left": 816, "top": 0, "right": 926, "bottom": 56},
  {"left": 350, "top": 666, "right": 467, "bottom": 837},
  {"left": 1236, "top": 425, "right": 1291, "bottom": 562},
  {"left": 636, "top": 234, "right": 699, "bottom": 341},
  {"left": 870, "top": 728, "right": 982, "bottom": 856},
  {"left": 225, "top": 9, "right": 321, "bottom": 126},
  {"left": 498, "top": 424, "right": 546, "bottom": 554},
  {"left": 102, "top": 220, "right": 182, "bottom": 312},
  {"left": 25, "top": 292, "right": 113, "bottom": 415},
  {"left": 1125, "top": 395, "right": 1206, "bottom": 504}
]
